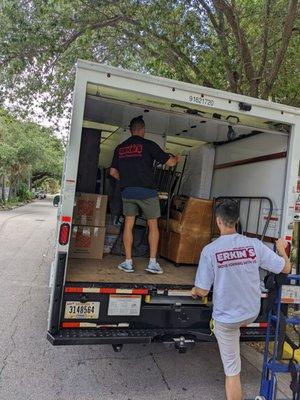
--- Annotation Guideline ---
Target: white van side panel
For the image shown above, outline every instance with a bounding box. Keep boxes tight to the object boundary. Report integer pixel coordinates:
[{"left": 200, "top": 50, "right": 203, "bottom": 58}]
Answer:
[{"left": 56, "top": 71, "right": 87, "bottom": 253}]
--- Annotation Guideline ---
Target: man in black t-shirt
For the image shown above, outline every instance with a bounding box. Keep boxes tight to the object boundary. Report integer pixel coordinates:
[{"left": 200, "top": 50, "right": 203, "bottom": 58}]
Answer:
[{"left": 110, "top": 116, "right": 180, "bottom": 274}]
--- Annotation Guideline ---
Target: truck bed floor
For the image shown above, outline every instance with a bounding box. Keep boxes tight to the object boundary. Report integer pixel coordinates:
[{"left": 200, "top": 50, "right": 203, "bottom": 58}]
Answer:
[{"left": 66, "top": 255, "right": 196, "bottom": 286}]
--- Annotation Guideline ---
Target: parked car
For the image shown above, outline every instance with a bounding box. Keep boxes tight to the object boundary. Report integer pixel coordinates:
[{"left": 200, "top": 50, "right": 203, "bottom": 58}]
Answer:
[{"left": 35, "top": 190, "right": 46, "bottom": 199}]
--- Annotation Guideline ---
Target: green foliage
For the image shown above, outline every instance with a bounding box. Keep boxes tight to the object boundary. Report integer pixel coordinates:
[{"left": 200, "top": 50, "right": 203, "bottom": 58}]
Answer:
[
  {"left": 0, "top": 108, "right": 64, "bottom": 201},
  {"left": 0, "top": 0, "right": 299, "bottom": 118},
  {"left": 17, "top": 182, "right": 33, "bottom": 201},
  {"left": 0, "top": 197, "right": 28, "bottom": 211},
  {"left": 39, "top": 177, "right": 61, "bottom": 194}
]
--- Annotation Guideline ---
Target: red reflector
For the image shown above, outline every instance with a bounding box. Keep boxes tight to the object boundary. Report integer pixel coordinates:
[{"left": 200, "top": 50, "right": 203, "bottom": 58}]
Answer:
[
  {"left": 61, "top": 215, "right": 72, "bottom": 223},
  {"left": 260, "top": 322, "right": 268, "bottom": 328},
  {"left": 59, "top": 223, "right": 70, "bottom": 245},
  {"left": 64, "top": 287, "right": 83, "bottom": 293},
  {"left": 132, "top": 289, "right": 149, "bottom": 295},
  {"left": 100, "top": 288, "right": 116, "bottom": 294},
  {"left": 62, "top": 322, "right": 80, "bottom": 328}
]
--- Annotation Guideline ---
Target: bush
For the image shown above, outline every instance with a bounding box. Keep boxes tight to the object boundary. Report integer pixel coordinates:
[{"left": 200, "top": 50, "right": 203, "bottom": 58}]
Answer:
[
  {"left": 0, "top": 197, "right": 23, "bottom": 210},
  {"left": 17, "top": 183, "right": 33, "bottom": 202}
]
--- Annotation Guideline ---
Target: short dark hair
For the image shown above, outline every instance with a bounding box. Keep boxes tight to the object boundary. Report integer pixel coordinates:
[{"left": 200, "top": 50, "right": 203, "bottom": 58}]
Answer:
[
  {"left": 129, "top": 116, "right": 145, "bottom": 132},
  {"left": 215, "top": 199, "right": 239, "bottom": 227}
]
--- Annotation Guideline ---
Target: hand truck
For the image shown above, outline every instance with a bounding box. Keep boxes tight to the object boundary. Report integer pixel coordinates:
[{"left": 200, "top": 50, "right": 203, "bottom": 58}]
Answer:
[{"left": 255, "top": 274, "right": 300, "bottom": 400}]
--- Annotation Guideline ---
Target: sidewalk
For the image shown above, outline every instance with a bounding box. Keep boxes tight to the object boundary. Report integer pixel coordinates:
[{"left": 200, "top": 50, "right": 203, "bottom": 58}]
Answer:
[{"left": 241, "top": 343, "right": 292, "bottom": 399}]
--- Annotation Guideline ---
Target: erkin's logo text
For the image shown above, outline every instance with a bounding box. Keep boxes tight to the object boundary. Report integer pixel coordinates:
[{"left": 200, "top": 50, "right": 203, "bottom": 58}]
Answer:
[
  {"left": 119, "top": 144, "right": 143, "bottom": 158},
  {"left": 216, "top": 247, "right": 256, "bottom": 265}
]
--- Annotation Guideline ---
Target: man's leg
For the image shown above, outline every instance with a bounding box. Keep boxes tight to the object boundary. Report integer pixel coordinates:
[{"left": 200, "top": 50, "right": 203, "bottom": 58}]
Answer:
[
  {"left": 147, "top": 218, "right": 159, "bottom": 259},
  {"left": 225, "top": 375, "right": 242, "bottom": 400},
  {"left": 123, "top": 216, "right": 135, "bottom": 260},
  {"left": 214, "top": 321, "right": 242, "bottom": 400},
  {"left": 145, "top": 218, "right": 163, "bottom": 274},
  {"left": 138, "top": 197, "right": 163, "bottom": 274}
]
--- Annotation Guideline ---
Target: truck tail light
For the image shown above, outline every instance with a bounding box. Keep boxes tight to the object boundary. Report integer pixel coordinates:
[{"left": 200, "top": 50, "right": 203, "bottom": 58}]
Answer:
[{"left": 59, "top": 223, "right": 70, "bottom": 245}]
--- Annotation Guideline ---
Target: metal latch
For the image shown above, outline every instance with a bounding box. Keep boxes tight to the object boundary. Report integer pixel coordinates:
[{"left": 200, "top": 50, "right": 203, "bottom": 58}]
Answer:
[
  {"left": 174, "top": 302, "right": 182, "bottom": 313},
  {"left": 173, "top": 336, "right": 195, "bottom": 353}
]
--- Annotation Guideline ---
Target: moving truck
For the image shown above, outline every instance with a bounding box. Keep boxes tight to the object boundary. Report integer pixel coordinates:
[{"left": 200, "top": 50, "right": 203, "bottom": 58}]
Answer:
[{"left": 47, "top": 59, "right": 300, "bottom": 350}]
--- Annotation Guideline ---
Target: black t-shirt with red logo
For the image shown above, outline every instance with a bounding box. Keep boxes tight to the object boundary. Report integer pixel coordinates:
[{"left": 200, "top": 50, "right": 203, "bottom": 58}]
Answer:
[{"left": 111, "top": 135, "right": 170, "bottom": 189}]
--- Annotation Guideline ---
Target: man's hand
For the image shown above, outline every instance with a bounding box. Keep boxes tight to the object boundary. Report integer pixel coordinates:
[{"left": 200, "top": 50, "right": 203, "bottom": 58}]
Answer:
[
  {"left": 110, "top": 167, "right": 120, "bottom": 181},
  {"left": 191, "top": 286, "right": 209, "bottom": 299},
  {"left": 174, "top": 154, "right": 181, "bottom": 164},
  {"left": 276, "top": 238, "right": 288, "bottom": 257},
  {"left": 166, "top": 154, "right": 181, "bottom": 167}
]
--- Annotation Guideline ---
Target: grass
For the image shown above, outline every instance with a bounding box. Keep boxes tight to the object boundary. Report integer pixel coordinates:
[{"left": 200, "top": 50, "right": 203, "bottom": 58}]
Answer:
[{"left": 0, "top": 197, "right": 33, "bottom": 211}]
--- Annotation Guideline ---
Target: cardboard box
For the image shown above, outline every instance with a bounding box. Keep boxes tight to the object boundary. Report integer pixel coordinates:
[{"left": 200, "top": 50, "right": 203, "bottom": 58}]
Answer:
[
  {"left": 73, "top": 193, "right": 108, "bottom": 227},
  {"left": 69, "top": 225, "right": 105, "bottom": 259}
]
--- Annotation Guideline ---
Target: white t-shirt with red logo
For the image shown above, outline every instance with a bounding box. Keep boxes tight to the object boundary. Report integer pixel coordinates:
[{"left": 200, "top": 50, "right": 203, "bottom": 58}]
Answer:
[{"left": 195, "top": 233, "right": 285, "bottom": 323}]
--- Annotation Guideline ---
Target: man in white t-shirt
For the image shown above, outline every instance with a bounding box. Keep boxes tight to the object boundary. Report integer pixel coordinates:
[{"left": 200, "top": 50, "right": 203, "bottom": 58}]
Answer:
[{"left": 191, "top": 199, "right": 291, "bottom": 400}]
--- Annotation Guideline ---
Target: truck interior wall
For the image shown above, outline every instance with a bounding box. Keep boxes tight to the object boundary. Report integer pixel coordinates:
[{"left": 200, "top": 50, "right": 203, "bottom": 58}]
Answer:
[{"left": 211, "top": 132, "right": 288, "bottom": 239}]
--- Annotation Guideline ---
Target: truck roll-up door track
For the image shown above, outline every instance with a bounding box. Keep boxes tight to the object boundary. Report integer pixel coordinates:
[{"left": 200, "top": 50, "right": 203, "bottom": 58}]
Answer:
[{"left": 214, "top": 152, "right": 287, "bottom": 170}]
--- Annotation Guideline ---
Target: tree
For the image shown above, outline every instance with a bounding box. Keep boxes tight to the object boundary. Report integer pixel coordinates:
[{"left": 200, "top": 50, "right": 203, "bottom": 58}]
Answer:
[
  {"left": 0, "top": 109, "right": 64, "bottom": 201},
  {"left": 0, "top": 0, "right": 299, "bottom": 120}
]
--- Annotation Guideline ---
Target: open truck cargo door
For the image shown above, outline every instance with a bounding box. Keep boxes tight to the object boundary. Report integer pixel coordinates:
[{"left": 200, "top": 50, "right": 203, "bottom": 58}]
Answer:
[{"left": 48, "top": 60, "right": 300, "bottom": 347}]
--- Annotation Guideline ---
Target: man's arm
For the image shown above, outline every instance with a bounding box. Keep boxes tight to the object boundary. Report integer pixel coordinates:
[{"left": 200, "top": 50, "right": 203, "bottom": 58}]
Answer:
[
  {"left": 149, "top": 141, "right": 181, "bottom": 166},
  {"left": 191, "top": 250, "right": 214, "bottom": 298},
  {"left": 275, "top": 238, "right": 291, "bottom": 274},
  {"left": 110, "top": 167, "right": 120, "bottom": 181},
  {"left": 110, "top": 148, "right": 120, "bottom": 180},
  {"left": 258, "top": 237, "right": 291, "bottom": 274}
]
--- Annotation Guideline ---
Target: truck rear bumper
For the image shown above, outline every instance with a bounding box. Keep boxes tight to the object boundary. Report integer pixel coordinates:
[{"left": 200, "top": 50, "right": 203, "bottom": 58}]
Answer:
[{"left": 48, "top": 327, "right": 269, "bottom": 346}]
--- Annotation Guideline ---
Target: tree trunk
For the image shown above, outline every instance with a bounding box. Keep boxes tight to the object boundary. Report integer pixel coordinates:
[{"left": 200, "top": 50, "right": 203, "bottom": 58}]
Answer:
[{"left": 0, "top": 176, "right": 5, "bottom": 202}]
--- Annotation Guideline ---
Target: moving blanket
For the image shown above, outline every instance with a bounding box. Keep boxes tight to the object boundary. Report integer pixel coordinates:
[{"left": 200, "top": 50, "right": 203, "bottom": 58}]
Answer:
[{"left": 179, "top": 144, "right": 215, "bottom": 199}]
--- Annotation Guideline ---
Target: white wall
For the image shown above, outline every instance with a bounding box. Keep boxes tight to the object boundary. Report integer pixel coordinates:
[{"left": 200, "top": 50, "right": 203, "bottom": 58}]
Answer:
[{"left": 211, "top": 133, "right": 288, "bottom": 238}]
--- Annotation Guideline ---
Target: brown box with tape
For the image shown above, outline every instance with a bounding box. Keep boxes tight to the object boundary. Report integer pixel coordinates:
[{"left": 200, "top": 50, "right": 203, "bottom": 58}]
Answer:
[
  {"left": 69, "top": 225, "right": 105, "bottom": 259},
  {"left": 73, "top": 193, "right": 108, "bottom": 227}
]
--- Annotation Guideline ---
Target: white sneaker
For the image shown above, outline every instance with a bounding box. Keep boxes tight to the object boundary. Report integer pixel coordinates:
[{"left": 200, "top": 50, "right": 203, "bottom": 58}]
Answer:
[
  {"left": 146, "top": 261, "right": 163, "bottom": 274},
  {"left": 118, "top": 261, "right": 134, "bottom": 273}
]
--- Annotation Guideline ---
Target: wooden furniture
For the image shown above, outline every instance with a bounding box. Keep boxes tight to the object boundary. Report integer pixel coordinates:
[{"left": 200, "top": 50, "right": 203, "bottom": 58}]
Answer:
[{"left": 158, "top": 196, "right": 213, "bottom": 265}]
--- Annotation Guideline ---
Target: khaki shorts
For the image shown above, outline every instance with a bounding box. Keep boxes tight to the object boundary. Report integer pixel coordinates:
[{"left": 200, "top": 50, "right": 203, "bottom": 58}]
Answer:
[
  {"left": 122, "top": 197, "right": 161, "bottom": 220},
  {"left": 214, "top": 315, "right": 258, "bottom": 376}
]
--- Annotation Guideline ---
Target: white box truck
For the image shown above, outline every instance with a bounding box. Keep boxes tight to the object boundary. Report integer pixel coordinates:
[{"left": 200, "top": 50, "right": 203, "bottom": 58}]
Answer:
[{"left": 47, "top": 60, "right": 300, "bottom": 350}]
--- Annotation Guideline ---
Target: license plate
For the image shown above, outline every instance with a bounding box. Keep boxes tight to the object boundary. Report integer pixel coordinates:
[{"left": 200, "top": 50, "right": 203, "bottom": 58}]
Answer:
[{"left": 64, "top": 301, "right": 100, "bottom": 319}]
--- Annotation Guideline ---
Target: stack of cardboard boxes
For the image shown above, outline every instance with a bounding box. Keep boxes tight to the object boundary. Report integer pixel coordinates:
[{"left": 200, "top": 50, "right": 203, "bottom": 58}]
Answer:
[{"left": 69, "top": 193, "right": 108, "bottom": 260}]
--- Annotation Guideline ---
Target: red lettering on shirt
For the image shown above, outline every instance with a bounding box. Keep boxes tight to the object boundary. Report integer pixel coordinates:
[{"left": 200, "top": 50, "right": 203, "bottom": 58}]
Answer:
[
  {"left": 215, "top": 246, "right": 257, "bottom": 267},
  {"left": 119, "top": 144, "right": 143, "bottom": 158}
]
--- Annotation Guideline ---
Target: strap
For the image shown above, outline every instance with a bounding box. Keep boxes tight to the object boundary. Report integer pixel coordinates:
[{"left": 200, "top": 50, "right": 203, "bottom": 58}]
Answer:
[
  {"left": 289, "top": 359, "right": 300, "bottom": 400},
  {"left": 209, "top": 319, "right": 215, "bottom": 336}
]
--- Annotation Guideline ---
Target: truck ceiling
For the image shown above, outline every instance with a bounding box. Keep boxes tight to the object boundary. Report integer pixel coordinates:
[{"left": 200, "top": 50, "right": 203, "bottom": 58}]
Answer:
[{"left": 77, "top": 59, "right": 299, "bottom": 127}]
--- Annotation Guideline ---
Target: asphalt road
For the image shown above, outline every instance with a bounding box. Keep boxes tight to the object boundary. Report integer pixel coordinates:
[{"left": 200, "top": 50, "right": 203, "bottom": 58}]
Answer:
[{"left": 0, "top": 199, "right": 288, "bottom": 400}]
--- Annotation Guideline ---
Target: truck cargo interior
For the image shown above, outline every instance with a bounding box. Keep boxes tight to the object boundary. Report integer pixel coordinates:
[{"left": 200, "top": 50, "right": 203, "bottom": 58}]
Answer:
[{"left": 66, "top": 83, "right": 290, "bottom": 289}]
